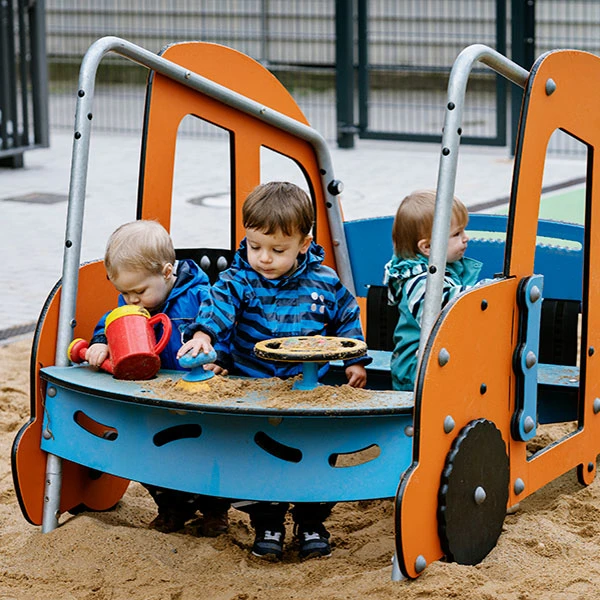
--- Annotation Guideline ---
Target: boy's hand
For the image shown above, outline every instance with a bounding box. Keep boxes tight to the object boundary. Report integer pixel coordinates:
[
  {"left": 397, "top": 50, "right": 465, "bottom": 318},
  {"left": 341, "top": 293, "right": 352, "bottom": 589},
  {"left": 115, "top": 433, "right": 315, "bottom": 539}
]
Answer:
[
  {"left": 345, "top": 364, "right": 367, "bottom": 388},
  {"left": 85, "top": 343, "right": 109, "bottom": 368},
  {"left": 177, "top": 331, "right": 214, "bottom": 359},
  {"left": 204, "top": 363, "right": 229, "bottom": 376}
]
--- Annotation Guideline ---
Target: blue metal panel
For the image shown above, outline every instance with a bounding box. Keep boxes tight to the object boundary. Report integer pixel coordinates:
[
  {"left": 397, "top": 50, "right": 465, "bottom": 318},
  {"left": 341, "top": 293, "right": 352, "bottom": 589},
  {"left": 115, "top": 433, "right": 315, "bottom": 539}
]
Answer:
[
  {"left": 40, "top": 366, "right": 414, "bottom": 502},
  {"left": 512, "top": 275, "right": 544, "bottom": 441},
  {"left": 344, "top": 213, "right": 583, "bottom": 302}
]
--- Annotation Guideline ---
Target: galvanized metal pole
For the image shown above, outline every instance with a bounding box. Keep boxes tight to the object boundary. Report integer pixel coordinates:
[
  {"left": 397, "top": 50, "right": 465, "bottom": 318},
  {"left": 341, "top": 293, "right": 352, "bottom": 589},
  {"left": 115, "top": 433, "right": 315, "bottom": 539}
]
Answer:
[
  {"left": 335, "top": 0, "right": 355, "bottom": 148},
  {"left": 418, "top": 45, "right": 529, "bottom": 364},
  {"left": 510, "top": 0, "right": 535, "bottom": 155}
]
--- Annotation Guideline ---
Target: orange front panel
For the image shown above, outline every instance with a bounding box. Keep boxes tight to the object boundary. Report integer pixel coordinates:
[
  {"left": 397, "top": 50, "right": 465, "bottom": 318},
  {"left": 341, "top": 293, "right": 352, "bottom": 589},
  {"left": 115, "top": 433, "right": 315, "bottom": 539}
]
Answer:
[
  {"left": 138, "top": 42, "right": 337, "bottom": 270},
  {"left": 397, "top": 279, "right": 517, "bottom": 577}
]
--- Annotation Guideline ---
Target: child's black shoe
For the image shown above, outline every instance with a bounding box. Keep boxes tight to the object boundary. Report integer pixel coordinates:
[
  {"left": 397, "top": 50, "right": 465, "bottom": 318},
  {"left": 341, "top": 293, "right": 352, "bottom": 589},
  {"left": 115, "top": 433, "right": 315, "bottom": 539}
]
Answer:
[
  {"left": 251, "top": 529, "right": 285, "bottom": 561},
  {"left": 200, "top": 509, "right": 229, "bottom": 537},
  {"left": 297, "top": 526, "right": 331, "bottom": 559},
  {"left": 148, "top": 510, "right": 187, "bottom": 533}
]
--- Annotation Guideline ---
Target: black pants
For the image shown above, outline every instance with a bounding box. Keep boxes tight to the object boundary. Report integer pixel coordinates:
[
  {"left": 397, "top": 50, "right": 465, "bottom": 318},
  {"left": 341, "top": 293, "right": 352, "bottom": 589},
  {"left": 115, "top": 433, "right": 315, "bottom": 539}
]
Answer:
[
  {"left": 143, "top": 484, "right": 230, "bottom": 519},
  {"left": 239, "top": 501, "right": 335, "bottom": 533}
]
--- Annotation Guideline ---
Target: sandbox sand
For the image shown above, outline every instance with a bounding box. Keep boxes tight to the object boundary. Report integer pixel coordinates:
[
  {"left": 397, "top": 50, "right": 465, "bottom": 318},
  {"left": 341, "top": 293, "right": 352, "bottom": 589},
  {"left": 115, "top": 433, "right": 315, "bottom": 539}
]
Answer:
[{"left": 2, "top": 337, "right": 600, "bottom": 599}]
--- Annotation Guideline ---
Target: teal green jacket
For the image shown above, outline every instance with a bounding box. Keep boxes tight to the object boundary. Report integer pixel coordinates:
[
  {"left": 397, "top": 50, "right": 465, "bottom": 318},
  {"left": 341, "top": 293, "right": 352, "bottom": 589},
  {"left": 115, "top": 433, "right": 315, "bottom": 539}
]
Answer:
[{"left": 384, "top": 253, "right": 482, "bottom": 391}]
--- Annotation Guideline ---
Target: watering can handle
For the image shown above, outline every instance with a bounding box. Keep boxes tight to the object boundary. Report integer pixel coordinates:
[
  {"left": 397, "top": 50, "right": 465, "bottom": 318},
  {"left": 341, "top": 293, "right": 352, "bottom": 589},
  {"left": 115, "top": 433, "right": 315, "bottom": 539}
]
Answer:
[{"left": 148, "top": 313, "right": 172, "bottom": 356}]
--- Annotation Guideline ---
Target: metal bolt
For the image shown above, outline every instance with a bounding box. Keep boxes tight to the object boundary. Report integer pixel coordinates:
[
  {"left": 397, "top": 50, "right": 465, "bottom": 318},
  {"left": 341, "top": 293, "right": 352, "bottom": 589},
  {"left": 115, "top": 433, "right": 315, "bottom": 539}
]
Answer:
[
  {"left": 415, "top": 555, "right": 427, "bottom": 573},
  {"left": 529, "top": 285, "right": 541, "bottom": 303},
  {"left": 474, "top": 486, "right": 486, "bottom": 505},
  {"left": 438, "top": 348, "right": 450, "bottom": 366},
  {"left": 525, "top": 351, "right": 537, "bottom": 369},
  {"left": 523, "top": 416, "right": 535, "bottom": 433},
  {"left": 268, "top": 417, "right": 283, "bottom": 426},
  {"left": 42, "top": 429, "right": 52, "bottom": 440},
  {"left": 443, "top": 415, "right": 455, "bottom": 434},
  {"left": 545, "top": 78, "right": 557, "bottom": 96},
  {"left": 47, "top": 386, "right": 57, "bottom": 398},
  {"left": 404, "top": 425, "right": 414, "bottom": 437},
  {"left": 184, "top": 71, "right": 191, "bottom": 79},
  {"left": 514, "top": 478, "right": 525, "bottom": 495},
  {"left": 593, "top": 398, "right": 600, "bottom": 414},
  {"left": 327, "top": 180, "right": 344, "bottom": 195}
]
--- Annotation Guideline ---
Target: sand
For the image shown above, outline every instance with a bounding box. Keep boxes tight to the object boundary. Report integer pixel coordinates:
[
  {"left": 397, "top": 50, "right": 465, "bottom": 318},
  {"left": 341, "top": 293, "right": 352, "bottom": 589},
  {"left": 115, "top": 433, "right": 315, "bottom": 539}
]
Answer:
[{"left": 2, "top": 337, "right": 600, "bottom": 600}]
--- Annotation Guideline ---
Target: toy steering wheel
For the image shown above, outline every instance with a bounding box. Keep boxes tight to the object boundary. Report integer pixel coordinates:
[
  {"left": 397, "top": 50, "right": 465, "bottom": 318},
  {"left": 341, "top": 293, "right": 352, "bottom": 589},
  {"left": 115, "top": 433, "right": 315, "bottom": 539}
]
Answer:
[{"left": 254, "top": 336, "right": 367, "bottom": 390}]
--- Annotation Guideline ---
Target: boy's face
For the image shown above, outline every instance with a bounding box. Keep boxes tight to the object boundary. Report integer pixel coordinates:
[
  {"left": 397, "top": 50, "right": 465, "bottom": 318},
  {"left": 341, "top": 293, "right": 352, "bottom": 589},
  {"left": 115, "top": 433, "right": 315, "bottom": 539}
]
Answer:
[
  {"left": 110, "top": 265, "right": 173, "bottom": 312},
  {"left": 417, "top": 218, "right": 469, "bottom": 263},
  {"left": 245, "top": 228, "right": 312, "bottom": 279},
  {"left": 446, "top": 219, "right": 469, "bottom": 263}
]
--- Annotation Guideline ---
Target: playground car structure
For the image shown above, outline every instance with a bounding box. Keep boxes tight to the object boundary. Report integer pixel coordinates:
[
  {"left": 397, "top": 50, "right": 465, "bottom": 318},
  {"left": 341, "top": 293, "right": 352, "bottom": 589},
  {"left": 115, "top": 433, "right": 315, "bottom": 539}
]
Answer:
[{"left": 10, "top": 37, "right": 597, "bottom": 580}]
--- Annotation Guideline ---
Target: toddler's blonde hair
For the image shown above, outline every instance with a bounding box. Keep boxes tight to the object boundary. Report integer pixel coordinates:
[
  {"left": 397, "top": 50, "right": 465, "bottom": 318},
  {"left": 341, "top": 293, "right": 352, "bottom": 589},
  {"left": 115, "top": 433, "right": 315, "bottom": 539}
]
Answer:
[
  {"left": 104, "top": 220, "right": 176, "bottom": 279},
  {"left": 392, "top": 189, "right": 469, "bottom": 258}
]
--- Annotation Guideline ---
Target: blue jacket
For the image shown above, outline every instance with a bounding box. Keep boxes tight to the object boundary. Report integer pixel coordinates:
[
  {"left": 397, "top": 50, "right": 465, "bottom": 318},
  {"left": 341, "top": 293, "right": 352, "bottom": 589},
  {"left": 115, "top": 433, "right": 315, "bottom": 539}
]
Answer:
[
  {"left": 91, "top": 259, "right": 211, "bottom": 371},
  {"left": 186, "top": 240, "right": 371, "bottom": 378},
  {"left": 385, "top": 253, "right": 482, "bottom": 391}
]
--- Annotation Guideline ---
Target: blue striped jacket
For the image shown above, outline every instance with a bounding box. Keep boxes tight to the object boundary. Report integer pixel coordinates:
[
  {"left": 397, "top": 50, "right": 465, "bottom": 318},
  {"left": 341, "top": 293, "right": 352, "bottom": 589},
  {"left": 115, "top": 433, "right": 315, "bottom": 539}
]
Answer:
[{"left": 187, "top": 240, "right": 371, "bottom": 378}]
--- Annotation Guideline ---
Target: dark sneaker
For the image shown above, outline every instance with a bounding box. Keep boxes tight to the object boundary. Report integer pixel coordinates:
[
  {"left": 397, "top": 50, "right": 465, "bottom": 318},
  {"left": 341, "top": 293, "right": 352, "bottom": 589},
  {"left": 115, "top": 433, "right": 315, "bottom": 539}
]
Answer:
[
  {"left": 200, "top": 510, "right": 229, "bottom": 537},
  {"left": 252, "top": 529, "right": 285, "bottom": 561},
  {"left": 148, "top": 511, "right": 187, "bottom": 533},
  {"left": 297, "top": 528, "right": 331, "bottom": 559}
]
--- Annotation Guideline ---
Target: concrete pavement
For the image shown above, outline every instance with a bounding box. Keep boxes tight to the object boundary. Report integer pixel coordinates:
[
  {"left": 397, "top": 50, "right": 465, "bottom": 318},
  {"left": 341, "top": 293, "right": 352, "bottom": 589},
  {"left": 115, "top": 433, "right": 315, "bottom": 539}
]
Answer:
[{"left": 0, "top": 128, "right": 585, "bottom": 340}]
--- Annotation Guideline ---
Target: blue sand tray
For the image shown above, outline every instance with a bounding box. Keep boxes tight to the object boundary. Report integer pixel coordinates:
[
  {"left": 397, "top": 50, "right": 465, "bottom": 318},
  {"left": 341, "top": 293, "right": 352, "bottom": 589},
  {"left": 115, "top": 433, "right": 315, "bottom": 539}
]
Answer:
[{"left": 40, "top": 365, "right": 414, "bottom": 502}]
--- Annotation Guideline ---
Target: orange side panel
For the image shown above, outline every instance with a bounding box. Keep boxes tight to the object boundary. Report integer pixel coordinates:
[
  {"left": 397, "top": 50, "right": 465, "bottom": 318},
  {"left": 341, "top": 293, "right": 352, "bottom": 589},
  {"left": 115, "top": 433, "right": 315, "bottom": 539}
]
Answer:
[
  {"left": 13, "top": 262, "right": 129, "bottom": 525},
  {"left": 137, "top": 41, "right": 337, "bottom": 269},
  {"left": 506, "top": 50, "right": 600, "bottom": 500},
  {"left": 396, "top": 279, "right": 517, "bottom": 577}
]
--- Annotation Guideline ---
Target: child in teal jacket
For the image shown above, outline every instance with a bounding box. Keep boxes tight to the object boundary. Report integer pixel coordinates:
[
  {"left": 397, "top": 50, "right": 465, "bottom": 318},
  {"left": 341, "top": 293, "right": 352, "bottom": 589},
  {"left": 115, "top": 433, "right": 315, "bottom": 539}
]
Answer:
[{"left": 385, "top": 190, "right": 482, "bottom": 390}]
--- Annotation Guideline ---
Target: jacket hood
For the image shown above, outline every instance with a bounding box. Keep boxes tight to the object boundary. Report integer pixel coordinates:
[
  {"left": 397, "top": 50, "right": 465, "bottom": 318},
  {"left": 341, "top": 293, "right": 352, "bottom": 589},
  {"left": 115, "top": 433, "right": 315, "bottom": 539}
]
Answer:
[
  {"left": 384, "top": 254, "right": 429, "bottom": 304},
  {"left": 384, "top": 253, "right": 482, "bottom": 305}
]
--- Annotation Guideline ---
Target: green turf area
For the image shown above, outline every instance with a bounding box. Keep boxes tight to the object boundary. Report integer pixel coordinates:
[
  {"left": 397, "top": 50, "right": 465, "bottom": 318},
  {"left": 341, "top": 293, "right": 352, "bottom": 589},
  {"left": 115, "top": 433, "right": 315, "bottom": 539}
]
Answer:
[{"left": 495, "top": 185, "right": 585, "bottom": 224}]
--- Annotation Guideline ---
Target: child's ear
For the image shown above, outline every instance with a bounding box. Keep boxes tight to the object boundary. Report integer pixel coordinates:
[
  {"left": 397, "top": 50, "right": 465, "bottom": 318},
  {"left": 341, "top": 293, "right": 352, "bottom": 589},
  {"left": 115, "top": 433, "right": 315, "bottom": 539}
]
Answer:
[
  {"left": 162, "top": 263, "right": 174, "bottom": 279},
  {"left": 299, "top": 235, "right": 313, "bottom": 254},
  {"left": 417, "top": 238, "right": 431, "bottom": 257}
]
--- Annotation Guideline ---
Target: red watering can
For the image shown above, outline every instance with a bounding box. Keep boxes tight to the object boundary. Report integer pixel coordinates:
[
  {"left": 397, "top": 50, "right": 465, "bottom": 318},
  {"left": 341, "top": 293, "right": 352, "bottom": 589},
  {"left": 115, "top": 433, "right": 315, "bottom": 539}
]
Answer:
[{"left": 68, "top": 305, "right": 172, "bottom": 380}]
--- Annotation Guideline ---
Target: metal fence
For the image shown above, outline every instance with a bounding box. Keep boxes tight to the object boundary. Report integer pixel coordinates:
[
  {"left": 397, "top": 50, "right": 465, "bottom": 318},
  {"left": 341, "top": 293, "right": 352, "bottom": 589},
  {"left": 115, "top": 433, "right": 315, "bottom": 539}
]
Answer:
[
  {"left": 43, "top": 0, "right": 600, "bottom": 155},
  {"left": 0, "top": 0, "right": 48, "bottom": 167},
  {"left": 47, "top": 0, "right": 338, "bottom": 140}
]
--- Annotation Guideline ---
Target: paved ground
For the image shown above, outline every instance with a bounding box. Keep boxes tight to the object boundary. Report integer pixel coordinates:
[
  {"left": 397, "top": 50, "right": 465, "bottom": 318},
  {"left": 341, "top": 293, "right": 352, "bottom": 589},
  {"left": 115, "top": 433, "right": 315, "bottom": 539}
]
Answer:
[{"left": 0, "top": 128, "right": 586, "bottom": 339}]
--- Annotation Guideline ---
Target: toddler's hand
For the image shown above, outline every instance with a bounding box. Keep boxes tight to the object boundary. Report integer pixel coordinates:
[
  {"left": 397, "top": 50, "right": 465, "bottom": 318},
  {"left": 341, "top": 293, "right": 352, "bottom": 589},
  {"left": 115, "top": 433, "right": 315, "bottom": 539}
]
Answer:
[
  {"left": 204, "top": 363, "right": 229, "bottom": 376},
  {"left": 345, "top": 364, "right": 367, "bottom": 388},
  {"left": 85, "top": 343, "right": 109, "bottom": 368},
  {"left": 177, "top": 331, "right": 214, "bottom": 359}
]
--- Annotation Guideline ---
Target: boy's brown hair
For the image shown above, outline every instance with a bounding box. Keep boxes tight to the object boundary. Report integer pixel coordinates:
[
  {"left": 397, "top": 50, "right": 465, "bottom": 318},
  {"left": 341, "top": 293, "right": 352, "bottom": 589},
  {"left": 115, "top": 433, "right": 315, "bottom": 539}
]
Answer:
[
  {"left": 242, "top": 181, "right": 314, "bottom": 238},
  {"left": 392, "top": 189, "right": 469, "bottom": 258},
  {"left": 104, "top": 220, "right": 176, "bottom": 279}
]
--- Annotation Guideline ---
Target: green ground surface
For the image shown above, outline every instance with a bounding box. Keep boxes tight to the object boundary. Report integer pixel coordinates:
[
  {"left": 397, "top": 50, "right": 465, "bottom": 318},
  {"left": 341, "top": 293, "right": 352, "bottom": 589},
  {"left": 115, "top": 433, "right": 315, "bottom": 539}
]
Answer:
[{"left": 495, "top": 185, "right": 585, "bottom": 224}]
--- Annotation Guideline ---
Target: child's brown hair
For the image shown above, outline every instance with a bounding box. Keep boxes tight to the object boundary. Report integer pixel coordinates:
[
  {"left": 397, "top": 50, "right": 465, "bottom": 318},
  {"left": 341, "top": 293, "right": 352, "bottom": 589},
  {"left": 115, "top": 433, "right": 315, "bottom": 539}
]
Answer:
[
  {"left": 392, "top": 189, "right": 469, "bottom": 258},
  {"left": 104, "top": 220, "right": 176, "bottom": 279},
  {"left": 242, "top": 181, "right": 314, "bottom": 238}
]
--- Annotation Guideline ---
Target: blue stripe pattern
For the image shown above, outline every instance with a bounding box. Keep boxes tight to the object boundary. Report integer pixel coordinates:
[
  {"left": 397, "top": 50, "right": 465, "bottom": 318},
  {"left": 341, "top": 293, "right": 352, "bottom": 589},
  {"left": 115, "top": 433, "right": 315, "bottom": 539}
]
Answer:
[{"left": 191, "top": 240, "right": 370, "bottom": 378}]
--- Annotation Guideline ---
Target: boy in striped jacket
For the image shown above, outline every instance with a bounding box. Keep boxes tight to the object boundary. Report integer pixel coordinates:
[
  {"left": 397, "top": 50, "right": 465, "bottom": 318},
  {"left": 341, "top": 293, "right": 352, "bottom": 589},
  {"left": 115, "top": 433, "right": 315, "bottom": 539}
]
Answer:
[{"left": 180, "top": 181, "right": 371, "bottom": 560}]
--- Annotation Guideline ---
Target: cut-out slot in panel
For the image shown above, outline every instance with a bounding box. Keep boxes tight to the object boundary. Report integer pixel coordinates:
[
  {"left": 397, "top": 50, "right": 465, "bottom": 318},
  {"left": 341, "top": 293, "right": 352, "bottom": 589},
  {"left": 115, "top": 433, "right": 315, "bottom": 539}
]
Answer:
[
  {"left": 74, "top": 411, "right": 119, "bottom": 441},
  {"left": 329, "top": 444, "right": 381, "bottom": 468},
  {"left": 153, "top": 424, "right": 202, "bottom": 447},
  {"left": 254, "top": 431, "right": 303, "bottom": 463}
]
